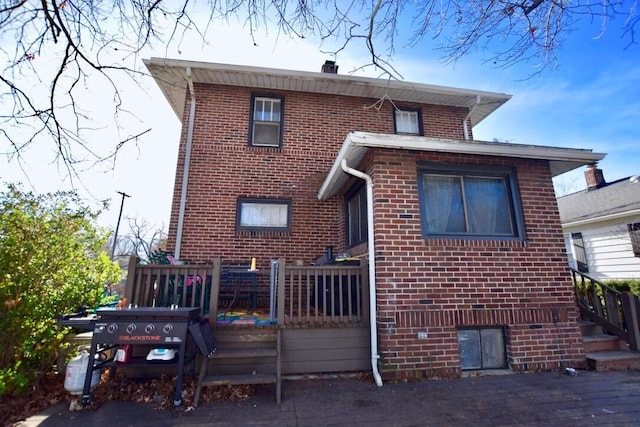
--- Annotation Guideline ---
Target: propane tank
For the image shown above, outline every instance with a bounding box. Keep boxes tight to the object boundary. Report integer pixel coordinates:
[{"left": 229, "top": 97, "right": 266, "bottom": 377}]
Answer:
[{"left": 64, "top": 350, "right": 100, "bottom": 395}]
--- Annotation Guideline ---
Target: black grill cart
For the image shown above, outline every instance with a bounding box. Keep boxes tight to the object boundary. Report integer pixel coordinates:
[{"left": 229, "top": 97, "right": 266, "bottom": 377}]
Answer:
[{"left": 78, "top": 307, "right": 200, "bottom": 406}]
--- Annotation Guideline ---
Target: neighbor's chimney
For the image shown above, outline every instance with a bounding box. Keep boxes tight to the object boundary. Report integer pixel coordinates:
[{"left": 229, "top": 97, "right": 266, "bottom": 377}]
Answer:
[
  {"left": 321, "top": 60, "right": 338, "bottom": 74},
  {"left": 585, "top": 163, "right": 606, "bottom": 190}
]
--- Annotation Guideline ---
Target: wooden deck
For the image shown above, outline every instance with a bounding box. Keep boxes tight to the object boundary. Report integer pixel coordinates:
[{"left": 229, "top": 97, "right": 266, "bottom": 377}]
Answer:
[{"left": 124, "top": 257, "right": 371, "bottom": 377}]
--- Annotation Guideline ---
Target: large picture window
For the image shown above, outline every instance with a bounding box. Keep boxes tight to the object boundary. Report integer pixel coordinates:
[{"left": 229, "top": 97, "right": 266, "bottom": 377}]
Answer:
[
  {"left": 417, "top": 163, "right": 525, "bottom": 240},
  {"left": 345, "top": 184, "right": 368, "bottom": 247},
  {"left": 250, "top": 95, "right": 283, "bottom": 147},
  {"left": 237, "top": 198, "right": 291, "bottom": 231}
]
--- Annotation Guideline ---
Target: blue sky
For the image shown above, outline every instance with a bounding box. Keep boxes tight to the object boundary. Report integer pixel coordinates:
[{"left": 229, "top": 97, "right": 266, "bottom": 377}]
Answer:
[{"left": 1, "top": 9, "right": 638, "bottom": 234}]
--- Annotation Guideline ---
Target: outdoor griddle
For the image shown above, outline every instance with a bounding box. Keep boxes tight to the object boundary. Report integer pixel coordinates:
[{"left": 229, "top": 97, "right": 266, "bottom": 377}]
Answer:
[{"left": 63, "top": 307, "right": 200, "bottom": 406}]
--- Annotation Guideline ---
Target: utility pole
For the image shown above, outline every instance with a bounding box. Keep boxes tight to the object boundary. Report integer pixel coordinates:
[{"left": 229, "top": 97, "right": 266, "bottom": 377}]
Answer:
[{"left": 111, "top": 191, "right": 131, "bottom": 261}]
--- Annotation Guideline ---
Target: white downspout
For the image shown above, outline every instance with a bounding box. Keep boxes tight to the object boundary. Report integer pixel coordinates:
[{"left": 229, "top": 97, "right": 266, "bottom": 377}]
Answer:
[
  {"left": 175, "top": 67, "right": 196, "bottom": 260},
  {"left": 341, "top": 158, "right": 383, "bottom": 387},
  {"left": 463, "top": 95, "right": 481, "bottom": 140}
]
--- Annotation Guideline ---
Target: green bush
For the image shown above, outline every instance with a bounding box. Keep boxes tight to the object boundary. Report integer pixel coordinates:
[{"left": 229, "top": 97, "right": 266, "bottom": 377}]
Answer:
[
  {"left": 0, "top": 184, "right": 120, "bottom": 396},
  {"left": 604, "top": 279, "right": 640, "bottom": 295}
]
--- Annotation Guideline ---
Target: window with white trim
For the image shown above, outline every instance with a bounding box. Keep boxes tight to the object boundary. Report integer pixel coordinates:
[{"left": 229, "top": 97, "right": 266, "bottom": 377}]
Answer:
[
  {"left": 394, "top": 108, "right": 421, "bottom": 135},
  {"left": 250, "top": 95, "right": 283, "bottom": 147},
  {"left": 417, "top": 163, "right": 525, "bottom": 240},
  {"left": 236, "top": 198, "right": 291, "bottom": 231}
]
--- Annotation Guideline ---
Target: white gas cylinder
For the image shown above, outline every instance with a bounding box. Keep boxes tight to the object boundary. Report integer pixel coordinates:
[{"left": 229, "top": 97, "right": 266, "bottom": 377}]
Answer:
[{"left": 64, "top": 350, "right": 100, "bottom": 395}]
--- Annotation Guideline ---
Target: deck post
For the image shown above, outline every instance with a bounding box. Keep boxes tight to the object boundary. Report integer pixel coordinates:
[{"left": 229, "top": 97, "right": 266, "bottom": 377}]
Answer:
[
  {"left": 277, "top": 258, "right": 286, "bottom": 325},
  {"left": 124, "top": 256, "right": 139, "bottom": 303},
  {"left": 361, "top": 261, "right": 370, "bottom": 323},
  {"left": 621, "top": 292, "right": 640, "bottom": 352},
  {"left": 208, "top": 258, "right": 222, "bottom": 323}
]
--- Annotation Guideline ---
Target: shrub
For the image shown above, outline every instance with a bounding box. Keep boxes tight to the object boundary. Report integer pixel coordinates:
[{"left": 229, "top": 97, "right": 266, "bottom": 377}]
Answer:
[
  {"left": 0, "top": 184, "right": 121, "bottom": 396},
  {"left": 604, "top": 279, "right": 640, "bottom": 295}
]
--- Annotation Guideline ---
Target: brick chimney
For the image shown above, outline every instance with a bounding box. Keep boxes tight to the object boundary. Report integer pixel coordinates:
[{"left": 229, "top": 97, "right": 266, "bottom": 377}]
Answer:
[
  {"left": 585, "top": 163, "right": 606, "bottom": 190},
  {"left": 321, "top": 60, "right": 338, "bottom": 74}
]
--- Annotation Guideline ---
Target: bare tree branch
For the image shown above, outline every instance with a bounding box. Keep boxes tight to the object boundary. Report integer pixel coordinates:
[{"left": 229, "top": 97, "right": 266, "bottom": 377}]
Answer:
[
  {"left": 115, "top": 216, "right": 167, "bottom": 263},
  {"left": 1, "top": 0, "right": 638, "bottom": 181}
]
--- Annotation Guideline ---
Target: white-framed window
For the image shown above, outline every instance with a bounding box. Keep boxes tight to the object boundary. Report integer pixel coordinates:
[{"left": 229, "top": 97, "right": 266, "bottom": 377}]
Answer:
[
  {"left": 250, "top": 95, "right": 283, "bottom": 147},
  {"left": 417, "top": 163, "right": 526, "bottom": 240},
  {"left": 236, "top": 198, "right": 291, "bottom": 231},
  {"left": 394, "top": 108, "right": 421, "bottom": 135}
]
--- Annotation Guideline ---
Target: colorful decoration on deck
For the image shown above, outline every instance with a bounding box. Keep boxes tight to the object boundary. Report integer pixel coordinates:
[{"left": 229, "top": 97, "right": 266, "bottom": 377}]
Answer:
[{"left": 216, "top": 310, "right": 275, "bottom": 325}]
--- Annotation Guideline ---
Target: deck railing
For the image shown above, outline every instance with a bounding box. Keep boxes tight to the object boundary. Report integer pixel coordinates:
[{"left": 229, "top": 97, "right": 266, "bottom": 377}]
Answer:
[
  {"left": 571, "top": 267, "right": 640, "bottom": 351},
  {"left": 124, "top": 257, "right": 221, "bottom": 318},
  {"left": 124, "top": 256, "right": 369, "bottom": 327},
  {"left": 276, "top": 259, "right": 369, "bottom": 326}
]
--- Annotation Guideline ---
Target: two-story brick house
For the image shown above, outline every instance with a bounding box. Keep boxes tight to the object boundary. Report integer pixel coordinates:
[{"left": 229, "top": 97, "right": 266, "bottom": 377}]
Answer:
[{"left": 144, "top": 58, "right": 605, "bottom": 381}]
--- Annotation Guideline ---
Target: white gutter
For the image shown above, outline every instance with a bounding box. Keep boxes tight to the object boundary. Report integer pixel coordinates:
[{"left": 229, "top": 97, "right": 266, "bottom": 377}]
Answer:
[
  {"left": 463, "top": 96, "right": 481, "bottom": 140},
  {"left": 340, "top": 158, "right": 383, "bottom": 387},
  {"left": 175, "top": 67, "right": 196, "bottom": 260},
  {"left": 562, "top": 208, "right": 640, "bottom": 229}
]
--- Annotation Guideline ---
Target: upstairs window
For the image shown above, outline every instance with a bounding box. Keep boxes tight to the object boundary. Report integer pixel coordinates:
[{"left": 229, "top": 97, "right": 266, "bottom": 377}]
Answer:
[
  {"left": 250, "top": 95, "right": 283, "bottom": 147},
  {"left": 394, "top": 108, "right": 422, "bottom": 135},
  {"left": 417, "top": 163, "right": 525, "bottom": 240},
  {"left": 237, "top": 198, "right": 291, "bottom": 232},
  {"left": 345, "top": 184, "right": 368, "bottom": 247}
]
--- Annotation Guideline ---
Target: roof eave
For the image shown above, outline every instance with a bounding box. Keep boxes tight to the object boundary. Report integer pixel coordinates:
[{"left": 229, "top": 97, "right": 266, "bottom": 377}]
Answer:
[
  {"left": 317, "top": 132, "right": 606, "bottom": 200},
  {"left": 143, "top": 57, "right": 512, "bottom": 126},
  {"left": 562, "top": 208, "right": 640, "bottom": 228}
]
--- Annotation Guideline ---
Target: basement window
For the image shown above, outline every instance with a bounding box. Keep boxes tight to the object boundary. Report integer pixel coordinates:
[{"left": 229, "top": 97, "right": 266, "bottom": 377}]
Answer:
[{"left": 457, "top": 328, "right": 506, "bottom": 370}]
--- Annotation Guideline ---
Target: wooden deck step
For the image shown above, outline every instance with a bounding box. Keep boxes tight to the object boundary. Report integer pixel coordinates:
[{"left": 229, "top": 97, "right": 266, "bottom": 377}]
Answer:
[
  {"left": 199, "top": 373, "right": 277, "bottom": 387},
  {"left": 210, "top": 348, "right": 277, "bottom": 359},
  {"left": 586, "top": 350, "right": 640, "bottom": 371},
  {"left": 194, "top": 327, "right": 281, "bottom": 407}
]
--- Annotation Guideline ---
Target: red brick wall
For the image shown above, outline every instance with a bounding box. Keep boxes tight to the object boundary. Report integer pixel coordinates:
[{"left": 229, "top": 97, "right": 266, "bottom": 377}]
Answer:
[
  {"left": 364, "top": 149, "right": 584, "bottom": 380},
  {"left": 167, "top": 84, "right": 469, "bottom": 268},
  {"left": 165, "top": 82, "right": 582, "bottom": 379}
]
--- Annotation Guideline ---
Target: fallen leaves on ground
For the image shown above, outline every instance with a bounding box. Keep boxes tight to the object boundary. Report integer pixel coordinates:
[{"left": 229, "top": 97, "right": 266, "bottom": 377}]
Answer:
[{"left": 3, "top": 370, "right": 255, "bottom": 427}]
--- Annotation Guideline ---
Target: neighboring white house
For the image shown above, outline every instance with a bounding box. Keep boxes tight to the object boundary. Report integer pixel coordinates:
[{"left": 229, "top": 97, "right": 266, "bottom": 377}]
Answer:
[{"left": 558, "top": 164, "right": 640, "bottom": 280}]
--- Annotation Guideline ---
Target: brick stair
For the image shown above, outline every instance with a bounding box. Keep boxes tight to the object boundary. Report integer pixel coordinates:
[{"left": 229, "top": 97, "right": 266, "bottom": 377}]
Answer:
[{"left": 580, "top": 320, "right": 640, "bottom": 371}]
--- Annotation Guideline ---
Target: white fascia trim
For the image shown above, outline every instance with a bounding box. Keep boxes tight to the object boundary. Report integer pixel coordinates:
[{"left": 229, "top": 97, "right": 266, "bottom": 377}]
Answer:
[
  {"left": 145, "top": 57, "right": 511, "bottom": 100},
  {"left": 317, "top": 135, "right": 355, "bottom": 200},
  {"left": 562, "top": 208, "right": 640, "bottom": 229},
  {"left": 317, "top": 131, "right": 606, "bottom": 200},
  {"left": 348, "top": 132, "right": 605, "bottom": 163}
]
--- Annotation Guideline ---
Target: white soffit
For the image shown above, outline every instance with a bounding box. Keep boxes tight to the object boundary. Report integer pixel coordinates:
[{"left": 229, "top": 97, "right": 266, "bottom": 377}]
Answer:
[
  {"left": 317, "top": 132, "right": 606, "bottom": 200},
  {"left": 143, "top": 58, "right": 512, "bottom": 127}
]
